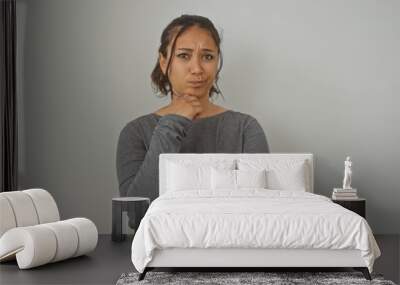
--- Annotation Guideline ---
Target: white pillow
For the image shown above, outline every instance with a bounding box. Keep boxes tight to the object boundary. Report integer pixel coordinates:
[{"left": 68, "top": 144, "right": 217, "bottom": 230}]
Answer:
[
  {"left": 211, "top": 168, "right": 236, "bottom": 190},
  {"left": 167, "top": 162, "right": 211, "bottom": 191},
  {"left": 266, "top": 164, "right": 306, "bottom": 191},
  {"left": 211, "top": 168, "right": 268, "bottom": 190},
  {"left": 166, "top": 159, "right": 236, "bottom": 192},
  {"left": 237, "top": 159, "right": 308, "bottom": 191},
  {"left": 237, "top": 169, "right": 267, "bottom": 188}
]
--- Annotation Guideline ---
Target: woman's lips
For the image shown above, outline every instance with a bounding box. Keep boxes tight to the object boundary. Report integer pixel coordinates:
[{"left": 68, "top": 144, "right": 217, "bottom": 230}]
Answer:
[{"left": 188, "top": 80, "right": 206, "bottom": 87}]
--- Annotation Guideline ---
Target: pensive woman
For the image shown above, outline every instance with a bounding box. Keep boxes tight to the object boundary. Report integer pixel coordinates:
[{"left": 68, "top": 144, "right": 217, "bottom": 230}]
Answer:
[{"left": 116, "top": 14, "right": 270, "bottom": 230}]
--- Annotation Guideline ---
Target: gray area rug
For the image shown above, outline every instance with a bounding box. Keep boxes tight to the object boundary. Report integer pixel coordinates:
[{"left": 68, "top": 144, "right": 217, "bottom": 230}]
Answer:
[{"left": 116, "top": 271, "right": 397, "bottom": 285}]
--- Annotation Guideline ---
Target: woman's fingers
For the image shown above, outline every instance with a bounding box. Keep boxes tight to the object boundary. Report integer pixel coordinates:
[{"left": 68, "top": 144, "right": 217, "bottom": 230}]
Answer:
[
  {"left": 190, "top": 100, "right": 201, "bottom": 106},
  {"left": 183, "top": 94, "right": 199, "bottom": 102},
  {"left": 172, "top": 88, "right": 184, "bottom": 97},
  {"left": 173, "top": 88, "right": 196, "bottom": 100},
  {"left": 173, "top": 90, "right": 200, "bottom": 106}
]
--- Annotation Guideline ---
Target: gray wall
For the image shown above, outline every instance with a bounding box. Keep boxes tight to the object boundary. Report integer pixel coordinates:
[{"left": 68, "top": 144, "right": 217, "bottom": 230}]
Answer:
[{"left": 16, "top": 0, "right": 400, "bottom": 234}]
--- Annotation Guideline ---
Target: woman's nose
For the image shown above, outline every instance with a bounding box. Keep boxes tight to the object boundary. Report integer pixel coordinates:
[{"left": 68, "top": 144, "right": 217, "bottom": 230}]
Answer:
[{"left": 189, "top": 56, "right": 203, "bottom": 74}]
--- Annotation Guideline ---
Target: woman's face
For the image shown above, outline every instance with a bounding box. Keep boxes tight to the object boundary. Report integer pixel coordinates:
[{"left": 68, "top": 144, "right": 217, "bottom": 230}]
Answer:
[{"left": 159, "top": 25, "right": 219, "bottom": 99}]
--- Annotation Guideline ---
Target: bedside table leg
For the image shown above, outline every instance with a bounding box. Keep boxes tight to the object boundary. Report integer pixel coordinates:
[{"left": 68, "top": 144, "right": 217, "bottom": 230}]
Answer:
[{"left": 112, "top": 201, "right": 125, "bottom": 242}]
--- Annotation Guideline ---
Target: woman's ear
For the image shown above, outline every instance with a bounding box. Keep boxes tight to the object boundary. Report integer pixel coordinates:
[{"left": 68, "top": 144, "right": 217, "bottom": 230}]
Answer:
[{"left": 159, "top": 52, "right": 167, "bottom": 75}]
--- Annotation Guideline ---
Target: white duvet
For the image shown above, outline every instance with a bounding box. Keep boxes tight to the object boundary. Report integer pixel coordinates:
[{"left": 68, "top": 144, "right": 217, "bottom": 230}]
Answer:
[{"left": 131, "top": 189, "right": 381, "bottom": 273}]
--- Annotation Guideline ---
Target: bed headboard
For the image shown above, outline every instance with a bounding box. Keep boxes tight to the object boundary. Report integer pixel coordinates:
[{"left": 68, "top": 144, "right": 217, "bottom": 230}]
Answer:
[{"left": 159, "top": 153, "right": 314, "bottom": 195}]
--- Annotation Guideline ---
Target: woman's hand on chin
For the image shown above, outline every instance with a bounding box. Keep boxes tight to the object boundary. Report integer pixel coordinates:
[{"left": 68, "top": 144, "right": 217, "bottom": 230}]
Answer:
[{"left": 160, "top": 90, "right": 203, "bottom": 120}]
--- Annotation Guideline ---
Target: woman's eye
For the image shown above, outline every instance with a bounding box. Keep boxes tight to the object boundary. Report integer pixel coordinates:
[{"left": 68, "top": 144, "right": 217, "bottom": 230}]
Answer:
[
  {"left": 177, "top": 53, "right": 189, "bottom": 59},
  {"left": 176, "top": 53, "right": 214, "bottom": 61}
]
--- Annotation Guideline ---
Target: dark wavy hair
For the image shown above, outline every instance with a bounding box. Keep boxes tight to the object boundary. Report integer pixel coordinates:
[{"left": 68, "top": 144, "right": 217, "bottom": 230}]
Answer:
[{"left": 150, "top": 14, "right": 224, "bottom": 100}]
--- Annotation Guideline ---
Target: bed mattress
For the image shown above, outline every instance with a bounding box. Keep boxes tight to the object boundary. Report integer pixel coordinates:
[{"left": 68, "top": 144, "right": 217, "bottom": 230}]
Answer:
[{"left": 131, "top": 189, "right": 381, "bottom": 273}]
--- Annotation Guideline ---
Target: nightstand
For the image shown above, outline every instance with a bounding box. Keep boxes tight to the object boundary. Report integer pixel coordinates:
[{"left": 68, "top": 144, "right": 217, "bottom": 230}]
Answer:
[
  {"left": 332, "top": 198, "right": 366, "bottom": 218},
  {"left": 112, "top": 197, "right": 150, "bottom": 242}
]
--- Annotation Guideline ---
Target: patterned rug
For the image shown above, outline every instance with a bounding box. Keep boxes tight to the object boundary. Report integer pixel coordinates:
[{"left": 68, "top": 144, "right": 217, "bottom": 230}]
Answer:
[{"left": 116, "top": 271, "right": 397, "bottom": 285}]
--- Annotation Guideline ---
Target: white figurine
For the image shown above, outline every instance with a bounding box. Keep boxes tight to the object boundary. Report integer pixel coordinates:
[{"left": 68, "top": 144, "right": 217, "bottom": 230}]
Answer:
[{"left": 342, "top": 156, "right": 353, "bottom": 189}]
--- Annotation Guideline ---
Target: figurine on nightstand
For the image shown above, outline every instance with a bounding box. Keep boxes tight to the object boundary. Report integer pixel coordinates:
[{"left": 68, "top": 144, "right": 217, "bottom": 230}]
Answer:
[
  {"left": 343, "top": 156, "right": 352, "bottom": 189},
  {"left": 332, "top": 156, "right": 358, "bottom": 200}
]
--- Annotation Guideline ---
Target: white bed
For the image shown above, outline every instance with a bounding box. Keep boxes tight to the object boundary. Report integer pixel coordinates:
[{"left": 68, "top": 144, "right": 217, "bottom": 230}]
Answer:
[{"left": 130, "top": 153, "right": 381, "bottom": 281}]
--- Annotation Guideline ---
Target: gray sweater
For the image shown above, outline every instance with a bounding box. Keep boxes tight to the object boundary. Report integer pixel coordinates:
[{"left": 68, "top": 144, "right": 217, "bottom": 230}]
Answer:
[{"left": 116, "top": 110, "right": 270, "bottom": 228}]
